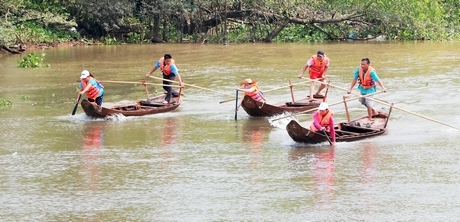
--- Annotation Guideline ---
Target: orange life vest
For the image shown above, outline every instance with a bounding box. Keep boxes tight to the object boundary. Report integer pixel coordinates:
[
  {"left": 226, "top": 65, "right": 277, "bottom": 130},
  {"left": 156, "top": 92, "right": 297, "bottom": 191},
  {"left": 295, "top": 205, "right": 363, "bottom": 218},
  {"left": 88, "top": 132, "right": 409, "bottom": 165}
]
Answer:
[
  {"left": 358, "top": 66, "right": 376, "bottom": 89},
  {"left": 159, "top": 57, "right": 175, "bottom": 75},
  {"left": 81, "top": 77, "right": 100, "bottom": 99},
  {"left": 310, "top": 110, "right": 333, "bottom": 132},
  {"left": 246, "top": 84, "right": 266, "bottom": 103},
  {"left": 309, "top": 55, "right": 329, "bottom": 76}
]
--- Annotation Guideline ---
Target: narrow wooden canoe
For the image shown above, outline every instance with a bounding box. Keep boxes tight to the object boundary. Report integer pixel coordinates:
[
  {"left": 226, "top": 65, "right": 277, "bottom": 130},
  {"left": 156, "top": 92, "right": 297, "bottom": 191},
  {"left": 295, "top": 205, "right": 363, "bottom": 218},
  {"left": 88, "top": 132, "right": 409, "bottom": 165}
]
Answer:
[
  {"left": 80, "top": 94, "right": 181, "bottom": 118},
  {"left": 286, "top": 109, "right": 392, "bottom": 144},
  {"left": 240, "top": 95, "right": 322, "bottom": 117}
]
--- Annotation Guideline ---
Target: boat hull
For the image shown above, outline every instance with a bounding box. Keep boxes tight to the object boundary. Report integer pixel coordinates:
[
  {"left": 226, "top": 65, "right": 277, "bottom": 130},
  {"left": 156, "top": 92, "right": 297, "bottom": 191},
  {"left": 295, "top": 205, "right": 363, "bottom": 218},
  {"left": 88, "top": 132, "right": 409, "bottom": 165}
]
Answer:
[
  {"left": 80, "top": 94, "right": 180, "bottom": 118},
  {"left": 286, "top": 112, "right": 390, "bottom": 144},
  {"left": 240, "top": 95, "right": 321, "bottom": 117}
]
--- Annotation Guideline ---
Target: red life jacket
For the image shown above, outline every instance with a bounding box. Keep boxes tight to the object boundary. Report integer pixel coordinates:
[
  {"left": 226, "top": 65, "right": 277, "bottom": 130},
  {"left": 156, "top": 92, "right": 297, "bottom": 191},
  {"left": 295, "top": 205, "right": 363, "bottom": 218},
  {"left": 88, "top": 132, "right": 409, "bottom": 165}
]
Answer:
[
  {"left": 159, "top": 57, "right": 175, "bottom": 75},
  {"left": 246, "top": 84, "right": 266, "bottom": 103},
  {"left": 309, "top": 55, "right": 329, "bottom": 76},
  {"left": 310, "top": 110, "right": 334, "bottom": 132},
  {"left": 81, "top": 77, "right": 100, "bottom": 99},
  {"left": 358, "top": 66, "right": 376, "bottom": 89}
]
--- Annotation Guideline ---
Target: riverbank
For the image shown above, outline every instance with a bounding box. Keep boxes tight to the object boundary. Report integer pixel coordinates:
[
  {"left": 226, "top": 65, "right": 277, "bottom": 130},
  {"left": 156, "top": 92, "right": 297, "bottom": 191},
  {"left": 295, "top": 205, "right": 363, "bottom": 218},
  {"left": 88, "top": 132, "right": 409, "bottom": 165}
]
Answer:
[{"left": 0, "top": 38, "right": 103, "bottom": 54}]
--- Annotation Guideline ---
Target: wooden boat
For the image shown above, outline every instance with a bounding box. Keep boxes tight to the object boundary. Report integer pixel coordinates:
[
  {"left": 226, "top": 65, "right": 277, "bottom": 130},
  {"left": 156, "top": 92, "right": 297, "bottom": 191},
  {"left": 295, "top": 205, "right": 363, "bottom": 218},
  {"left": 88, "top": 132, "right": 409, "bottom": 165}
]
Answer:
[
  {"left": 286, "top": 107, "right": 393, "bottom": 144},
  {"left": 240, "top": 95, "right": 323, "bottom": 117},
  {"left": 80, "top": 93, "right": 181, "bottom": 118}
]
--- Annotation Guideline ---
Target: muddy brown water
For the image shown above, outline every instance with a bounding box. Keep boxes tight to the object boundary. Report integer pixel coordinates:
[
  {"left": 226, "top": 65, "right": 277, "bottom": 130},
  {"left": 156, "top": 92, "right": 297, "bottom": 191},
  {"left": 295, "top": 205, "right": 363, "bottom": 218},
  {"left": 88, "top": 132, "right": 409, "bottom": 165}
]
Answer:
[{"left": 1, "top": 41, "right": 460, "bottom": 220}]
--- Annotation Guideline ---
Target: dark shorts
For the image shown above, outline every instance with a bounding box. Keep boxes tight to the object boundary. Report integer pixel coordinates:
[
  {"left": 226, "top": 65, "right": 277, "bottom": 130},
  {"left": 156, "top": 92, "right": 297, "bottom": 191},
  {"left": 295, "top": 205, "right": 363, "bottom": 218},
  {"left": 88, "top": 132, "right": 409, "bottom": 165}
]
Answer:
[{"left": 88, "top": 94, "right": 104, "bottom": 106}]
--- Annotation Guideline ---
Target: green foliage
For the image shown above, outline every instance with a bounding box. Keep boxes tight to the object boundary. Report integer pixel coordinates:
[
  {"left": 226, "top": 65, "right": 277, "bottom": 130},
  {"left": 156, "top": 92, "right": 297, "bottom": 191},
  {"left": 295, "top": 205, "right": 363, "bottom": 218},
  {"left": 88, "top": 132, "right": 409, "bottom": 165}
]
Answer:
[
  {"left": 225, "top": 24, "right": 254, "bottom": 43},
  {"left": 0, "top": 98, "right": 13, "bottom": 107},
  {"left": 17, "top": 53, "right": 50, "bottom": 68},
  {"left": 1, "top": 0, "right": 460, "bottom": 46},
  {"left": 101, "top": 35, "right": 118, "bottom": 45},
  {"left": 0, "top": 0, "right": 77, "bottom": 45},
  {"left": 126, "top": 32, "right": 141, "bottom": 43},
  {"left": 0, "top": 22, "right": 16, "bottom": 46},
  {"left": 275, "top": 24, "right": 326, "bottom": 43},
  {"left": 15, "top": 22, "right": 78, "bottom": 44},
  {"left": 22, "top": 95, "right": 31, "bottom": 102}
]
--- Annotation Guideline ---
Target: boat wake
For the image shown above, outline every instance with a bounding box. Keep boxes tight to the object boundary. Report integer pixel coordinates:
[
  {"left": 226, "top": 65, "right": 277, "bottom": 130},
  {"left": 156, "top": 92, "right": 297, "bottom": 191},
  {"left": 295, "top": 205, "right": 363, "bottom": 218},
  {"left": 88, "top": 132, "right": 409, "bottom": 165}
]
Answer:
[
  {"left": 105, "top": 113, "right": 128, "bottom": 121},
  {"left": 268, "top": 112, "right": 299, "bottom": 129}
]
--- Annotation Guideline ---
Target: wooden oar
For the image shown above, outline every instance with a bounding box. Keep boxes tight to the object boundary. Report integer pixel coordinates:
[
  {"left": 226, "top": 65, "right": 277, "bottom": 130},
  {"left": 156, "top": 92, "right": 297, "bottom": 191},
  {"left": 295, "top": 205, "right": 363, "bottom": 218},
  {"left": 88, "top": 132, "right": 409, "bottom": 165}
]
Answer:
[
  {"left": 289, "top": 79, "right": 295, "bottom": 103},
  {"left": 322, "top": 81, "right": 330, "bottom": 102},
  {"left": 148, "top": 75, "right": 233, "bottom": 96},
  {"left": 323, "top": 130, "right": 333, "bottom": 145},
  {"left": 176, "top": 87, "right": 183, "bottom": 104},
  {"left": 343, "top": 95, "right": 351, "bottom": 123},
  {"left": 142, "top": 80, "right": 150, "bottom": 99},
  {"left": 71, "top": 94, "right": 82, "bottom": 115},
  {"left": 313, "top": 80, "right": 460, "bottom": 131},
  {"left": 270, "top": 91, "right": 386, "bottom": 121},
  {"left": 234, "top": 90, "right": 239, "bottom": 120}
]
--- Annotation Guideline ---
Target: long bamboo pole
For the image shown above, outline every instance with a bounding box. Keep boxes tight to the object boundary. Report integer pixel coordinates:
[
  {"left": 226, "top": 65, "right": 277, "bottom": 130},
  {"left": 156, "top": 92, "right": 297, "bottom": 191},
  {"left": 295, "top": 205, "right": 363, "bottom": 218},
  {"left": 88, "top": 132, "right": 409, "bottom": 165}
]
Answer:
[
  {"left": 99, "top": 80, "right": 179, "bottom": 88},
  {"left": 313, "top": 80, "right": 460, "bottom": 131},
  {"left": 147, "top": 75, "right": 233, "bottom": 97},
  {"left": 270, "top": 91, "right": 385, "bottom": 121},
  {"left": 219, "top": 78, "right": 318, "bottom": 104}
]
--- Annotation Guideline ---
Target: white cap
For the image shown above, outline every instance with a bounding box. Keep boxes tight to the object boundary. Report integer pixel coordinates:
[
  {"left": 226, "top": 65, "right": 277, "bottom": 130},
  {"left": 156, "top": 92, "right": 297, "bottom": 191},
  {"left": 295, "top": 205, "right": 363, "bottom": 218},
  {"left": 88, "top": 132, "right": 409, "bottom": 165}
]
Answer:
[
  {"left": 80, "top": 70, "right": 90, "bottom": 79},
  {"left": 318, "top": 102, "right": 328, "bottom": 110}
]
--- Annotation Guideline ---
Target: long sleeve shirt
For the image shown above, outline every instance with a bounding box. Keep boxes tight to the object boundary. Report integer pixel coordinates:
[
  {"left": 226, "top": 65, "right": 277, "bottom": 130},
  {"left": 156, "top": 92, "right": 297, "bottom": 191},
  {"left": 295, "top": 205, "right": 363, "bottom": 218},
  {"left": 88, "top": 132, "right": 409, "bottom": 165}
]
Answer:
[{"left": 312, "top": 110, "right": 336, "bottom": 143}]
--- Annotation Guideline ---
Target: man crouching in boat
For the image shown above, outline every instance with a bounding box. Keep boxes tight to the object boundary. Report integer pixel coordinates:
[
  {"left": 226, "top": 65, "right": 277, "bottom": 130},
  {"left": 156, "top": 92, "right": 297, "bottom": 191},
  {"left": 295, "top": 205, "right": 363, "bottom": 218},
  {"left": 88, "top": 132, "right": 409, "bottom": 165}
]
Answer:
[
  {"left": 310, "top": 102, "right": 336, "bottom": 144},
  {"left": 236, "top": 78, "right": 266, "bottom": 103},
  {"left": 79, "top": 70, "right": 104, "bottom": 107}
]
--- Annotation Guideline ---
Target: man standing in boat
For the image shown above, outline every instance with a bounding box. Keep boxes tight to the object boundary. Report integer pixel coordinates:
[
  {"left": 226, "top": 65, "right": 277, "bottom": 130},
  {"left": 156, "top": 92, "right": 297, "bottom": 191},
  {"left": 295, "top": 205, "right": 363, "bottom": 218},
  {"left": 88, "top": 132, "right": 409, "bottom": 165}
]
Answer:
[
  {"left": 298, "top": 50, "right": 329, "bottom": 101},
  {"left": 347, "top": 58, "right": 387, "bottom": 123},
  {"left": 310, "top": 102, "right": 336, "bottom": 144},
  {"left": 146, "top": 54, "right": 185, "bottom": 104},
  {"left": 236, "top": 79, "right": 266, "bottom": 103}
]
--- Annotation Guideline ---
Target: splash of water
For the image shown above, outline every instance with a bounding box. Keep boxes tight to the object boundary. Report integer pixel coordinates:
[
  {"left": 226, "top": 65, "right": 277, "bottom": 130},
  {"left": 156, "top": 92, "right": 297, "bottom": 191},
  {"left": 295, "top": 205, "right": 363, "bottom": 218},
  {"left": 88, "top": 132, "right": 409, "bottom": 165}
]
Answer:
[
  {"left": 105, "top": 113, "right": 128, "bottom": 121},
  {"left": 268, "top": 112, "right": 299, "bottom": 129}
]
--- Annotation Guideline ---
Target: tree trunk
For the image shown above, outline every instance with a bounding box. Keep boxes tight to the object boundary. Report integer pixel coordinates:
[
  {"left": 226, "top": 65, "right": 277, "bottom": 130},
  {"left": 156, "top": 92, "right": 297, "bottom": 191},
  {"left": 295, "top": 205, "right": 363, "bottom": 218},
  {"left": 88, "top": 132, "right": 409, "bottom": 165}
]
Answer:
[
  {"left": 263, "top": 23, "right": 287, "bottom": 42},
  {"left": 223, "top": 0, "right": 228, "bottom": 45},
  {"left": 153, "top": 14, "right": 160, "bottom": 38},
  {"left": 1, "top": 45, "right": 23, "bottom": 54},
  {"left": 162, "top": 18, "right": 167, "bottom": 42}
]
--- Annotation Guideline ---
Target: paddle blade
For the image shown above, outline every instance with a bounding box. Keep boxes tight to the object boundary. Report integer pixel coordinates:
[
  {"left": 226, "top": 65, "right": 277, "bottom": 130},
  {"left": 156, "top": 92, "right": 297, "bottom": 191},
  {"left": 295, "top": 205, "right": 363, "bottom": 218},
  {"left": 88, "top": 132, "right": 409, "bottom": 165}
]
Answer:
[
  {"left": 71, "top": 94, "right": 82, "bottom": 115},
  {"left": 234, "top": 90, "right": 239, "bottom": 120}
]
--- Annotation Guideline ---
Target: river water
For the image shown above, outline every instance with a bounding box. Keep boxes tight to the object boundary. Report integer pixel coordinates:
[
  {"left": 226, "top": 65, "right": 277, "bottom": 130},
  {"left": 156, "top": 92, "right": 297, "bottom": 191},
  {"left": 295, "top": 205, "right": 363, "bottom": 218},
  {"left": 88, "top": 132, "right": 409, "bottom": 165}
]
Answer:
[{"left": 1, "top": 41, "right": 460, "bottom": 221}]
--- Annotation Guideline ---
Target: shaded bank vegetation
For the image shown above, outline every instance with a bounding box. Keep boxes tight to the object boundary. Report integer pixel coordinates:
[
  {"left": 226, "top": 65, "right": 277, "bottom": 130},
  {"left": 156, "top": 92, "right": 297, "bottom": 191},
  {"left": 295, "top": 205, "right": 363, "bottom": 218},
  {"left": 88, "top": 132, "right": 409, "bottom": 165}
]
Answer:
[{"left": 1, "top": 0, "right": 459, "bottom": 52}]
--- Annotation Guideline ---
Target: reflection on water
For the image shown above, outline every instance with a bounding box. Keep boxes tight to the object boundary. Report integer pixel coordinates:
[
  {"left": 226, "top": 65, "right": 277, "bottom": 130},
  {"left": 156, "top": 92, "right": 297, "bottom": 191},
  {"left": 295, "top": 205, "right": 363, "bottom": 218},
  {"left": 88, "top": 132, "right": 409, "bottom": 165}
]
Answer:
[
  {"left": 289, "top": 145, "right": 336, "bottom": 205},
  {"left": 80, "top": 123, "right": 104, "bottom": 192},
  {"left": 160, "top": 117, "right": 182, "bottom": 147},
  {"left": 359, "top": 142, "right": 377, "bottom": 184},
  {"left": 241, "top": 119, "right": 270, "bottom": 171}
]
